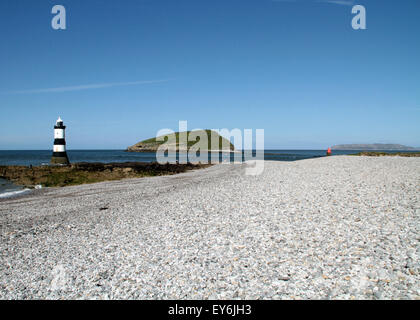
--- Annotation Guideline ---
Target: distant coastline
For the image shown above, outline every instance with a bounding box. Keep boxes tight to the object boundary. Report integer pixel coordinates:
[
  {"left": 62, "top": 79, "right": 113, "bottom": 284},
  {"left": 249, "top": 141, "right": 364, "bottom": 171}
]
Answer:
[{"left": 332, "top": 143, "right": 419, "bottom": 151}]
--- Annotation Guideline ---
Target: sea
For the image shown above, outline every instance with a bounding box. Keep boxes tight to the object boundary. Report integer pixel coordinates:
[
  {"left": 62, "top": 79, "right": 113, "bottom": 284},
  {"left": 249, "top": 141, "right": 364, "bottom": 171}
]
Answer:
[
  {"left": 0, "top": 149, "right": 410, "bottom": 198},
  {"left": 0, "top": 149, "right": 363, "bottom": 166}
]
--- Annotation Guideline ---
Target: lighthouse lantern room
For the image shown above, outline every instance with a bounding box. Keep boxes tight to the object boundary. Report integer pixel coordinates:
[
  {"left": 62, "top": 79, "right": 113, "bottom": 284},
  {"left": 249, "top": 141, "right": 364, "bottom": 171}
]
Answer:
[{"left": 51, "top": 117, "right": 70, "bottom": 165}]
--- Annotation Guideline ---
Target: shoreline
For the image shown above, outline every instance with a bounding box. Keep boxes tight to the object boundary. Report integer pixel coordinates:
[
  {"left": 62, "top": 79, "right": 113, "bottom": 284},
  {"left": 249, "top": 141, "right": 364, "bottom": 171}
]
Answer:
[
  {"left": 0, "top": 161, "right": 211, "bottom": 189},
  {"left": 1, "top": 152, "right": 418, "bottom": 192},
  {"left": 1, "top": 152, "right": 418, "bottom": 194}
]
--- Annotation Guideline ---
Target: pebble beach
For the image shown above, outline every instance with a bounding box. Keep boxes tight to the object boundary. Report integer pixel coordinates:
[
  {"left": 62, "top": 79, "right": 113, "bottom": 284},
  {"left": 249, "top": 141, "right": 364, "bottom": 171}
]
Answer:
[{"left": 0, "top": 156, "right": 419, "bottom": 299}]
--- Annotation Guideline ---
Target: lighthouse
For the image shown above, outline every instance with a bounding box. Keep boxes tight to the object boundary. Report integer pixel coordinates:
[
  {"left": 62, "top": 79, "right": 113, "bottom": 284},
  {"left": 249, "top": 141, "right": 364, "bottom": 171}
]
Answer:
[{"left": 51, "top": 117, "right": 70, "bottom": 165}]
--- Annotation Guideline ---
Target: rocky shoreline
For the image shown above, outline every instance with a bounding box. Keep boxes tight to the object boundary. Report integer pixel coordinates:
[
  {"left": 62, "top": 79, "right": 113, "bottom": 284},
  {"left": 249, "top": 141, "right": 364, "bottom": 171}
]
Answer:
[{"left": 0, "top": 162, "right": 210, "bottom": 188}]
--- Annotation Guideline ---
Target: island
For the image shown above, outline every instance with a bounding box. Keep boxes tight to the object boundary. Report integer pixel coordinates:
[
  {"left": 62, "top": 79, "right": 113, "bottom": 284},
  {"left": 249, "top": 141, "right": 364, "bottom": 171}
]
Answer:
[{"left": 126, "top": 130, "right": 236, "bottom": 153}]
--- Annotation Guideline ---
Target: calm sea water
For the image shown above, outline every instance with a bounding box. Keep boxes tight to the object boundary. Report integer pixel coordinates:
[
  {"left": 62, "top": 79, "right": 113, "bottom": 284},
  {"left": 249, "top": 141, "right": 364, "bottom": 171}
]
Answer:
[{"left": 0, "top": 149, "right": 365, "bottom": 167}]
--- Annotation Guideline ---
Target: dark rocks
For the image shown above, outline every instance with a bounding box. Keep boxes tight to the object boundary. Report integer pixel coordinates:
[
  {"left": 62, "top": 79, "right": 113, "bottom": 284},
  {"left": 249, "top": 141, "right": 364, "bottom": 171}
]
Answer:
[{"left": 0, "top": 162, "right": 211, "bottom": 188}]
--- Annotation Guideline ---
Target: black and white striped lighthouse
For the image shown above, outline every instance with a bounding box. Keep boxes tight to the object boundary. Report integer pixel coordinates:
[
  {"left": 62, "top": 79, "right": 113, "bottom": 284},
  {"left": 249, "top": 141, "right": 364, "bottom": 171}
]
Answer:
[{"left": 51, "top": 117, "right": 70, "bottom": 165}]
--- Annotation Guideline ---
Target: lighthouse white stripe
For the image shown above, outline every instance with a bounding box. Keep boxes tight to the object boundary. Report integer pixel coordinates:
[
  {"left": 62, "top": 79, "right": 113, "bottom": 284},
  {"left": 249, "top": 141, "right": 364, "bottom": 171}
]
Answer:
[
  {"left": 53, "top": 145, "right": 66, "bottom": 152},
  {"left": 54, "top": 129, "right": 65, "bottom": 139}
]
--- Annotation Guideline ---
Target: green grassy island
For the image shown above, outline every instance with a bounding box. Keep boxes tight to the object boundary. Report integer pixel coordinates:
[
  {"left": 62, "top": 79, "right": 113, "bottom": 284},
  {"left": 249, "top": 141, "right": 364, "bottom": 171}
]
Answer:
[{"left": 126, "top": 130, "right": 235, "bottom": 152}]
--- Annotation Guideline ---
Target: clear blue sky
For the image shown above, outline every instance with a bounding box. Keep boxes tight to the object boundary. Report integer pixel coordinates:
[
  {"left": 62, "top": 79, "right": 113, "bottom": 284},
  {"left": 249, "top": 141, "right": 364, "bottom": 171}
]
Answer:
[{"left": 0, "top": 0, "right": 419, "bottom": 149}]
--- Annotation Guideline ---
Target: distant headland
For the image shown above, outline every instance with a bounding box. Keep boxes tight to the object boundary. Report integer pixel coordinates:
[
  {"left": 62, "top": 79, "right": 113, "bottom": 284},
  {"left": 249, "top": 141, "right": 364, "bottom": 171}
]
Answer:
[
  {"left": 126, "top": 130, "right": 235, "bottom": 153},
  {"left": 331, "top": 144, "right": 419, "bottom": 151}
]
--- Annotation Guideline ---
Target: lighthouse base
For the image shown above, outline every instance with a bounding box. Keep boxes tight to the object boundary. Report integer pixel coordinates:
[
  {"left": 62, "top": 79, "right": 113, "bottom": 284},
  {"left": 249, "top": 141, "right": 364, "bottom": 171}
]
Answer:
[{"left": 51, "top": 152, "right": 70, "bottom": 165}]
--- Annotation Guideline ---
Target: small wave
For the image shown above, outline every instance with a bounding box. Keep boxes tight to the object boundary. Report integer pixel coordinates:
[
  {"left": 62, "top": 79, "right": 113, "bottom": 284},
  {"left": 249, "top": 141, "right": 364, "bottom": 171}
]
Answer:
[{"left": 0, "top": 189, "right": 31, "bottom": 199}]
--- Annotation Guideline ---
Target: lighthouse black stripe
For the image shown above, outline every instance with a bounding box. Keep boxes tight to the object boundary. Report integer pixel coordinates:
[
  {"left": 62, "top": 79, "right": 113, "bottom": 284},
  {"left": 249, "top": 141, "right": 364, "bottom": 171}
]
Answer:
[
  {"left": 52, "top": 152, "right": 68, "bottom": 157},
  {"left": 54, "top": 139, "right": 66, "bottom": 145}
]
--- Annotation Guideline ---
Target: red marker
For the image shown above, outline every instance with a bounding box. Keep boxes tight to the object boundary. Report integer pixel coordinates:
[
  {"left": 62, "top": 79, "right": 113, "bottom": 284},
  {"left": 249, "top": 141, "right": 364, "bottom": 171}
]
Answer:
[{"left": 327, "top": 147, "right": 332, "bottom": 156}]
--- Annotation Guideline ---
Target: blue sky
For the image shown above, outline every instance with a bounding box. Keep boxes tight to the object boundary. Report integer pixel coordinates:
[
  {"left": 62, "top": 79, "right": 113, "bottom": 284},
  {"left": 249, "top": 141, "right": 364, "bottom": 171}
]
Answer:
[{"left": 0, "top": 0, "right": 419, "bottom": 149}]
